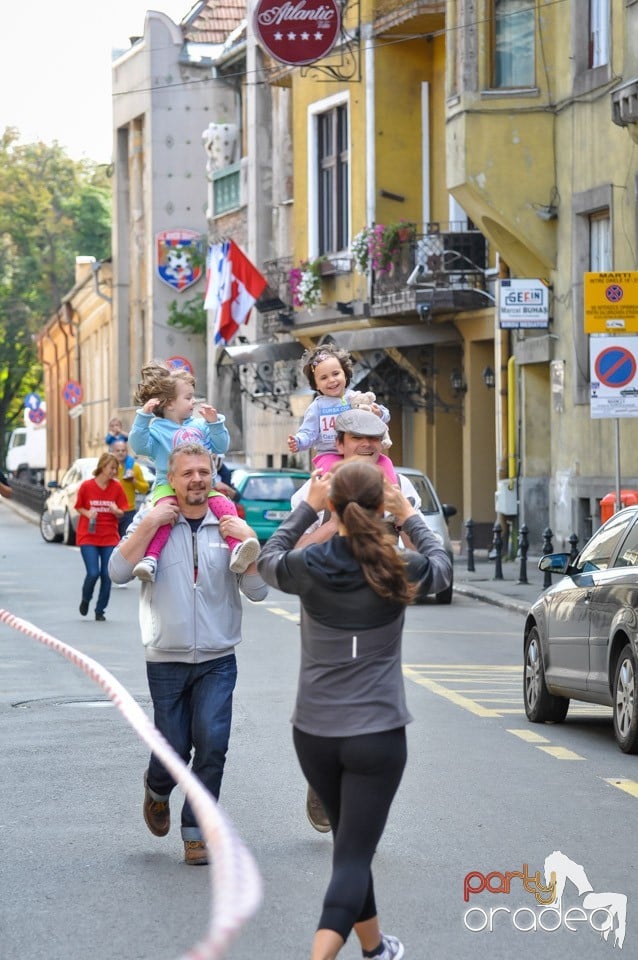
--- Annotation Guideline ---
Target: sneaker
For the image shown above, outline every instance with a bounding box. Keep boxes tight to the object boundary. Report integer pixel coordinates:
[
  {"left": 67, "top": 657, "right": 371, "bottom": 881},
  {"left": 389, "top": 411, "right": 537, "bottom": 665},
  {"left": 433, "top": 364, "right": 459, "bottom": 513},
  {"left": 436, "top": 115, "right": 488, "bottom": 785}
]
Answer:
[
  {"left": 95, "top": 613, "right": 106, "bottom": 621},
  {"left": 133, "top": 556, "right": 157, "bottom": 582},
  {"left": 229, "top": 537, "right": 260, "bottom": 574},
  {"left": 306, "top": 785, "right": 331, "bottom": 833},
  {"left": 376, "top": 934, "right": 404, "bottom": 960},
  {"left": 184, "top": 840, "right": 208, "bottom": 865},
  {"left": 79, "top": 600, "right": 89, "bottom": 616},
  {"left": 143, "top": 770, "right": 170, "bottom": 837}
]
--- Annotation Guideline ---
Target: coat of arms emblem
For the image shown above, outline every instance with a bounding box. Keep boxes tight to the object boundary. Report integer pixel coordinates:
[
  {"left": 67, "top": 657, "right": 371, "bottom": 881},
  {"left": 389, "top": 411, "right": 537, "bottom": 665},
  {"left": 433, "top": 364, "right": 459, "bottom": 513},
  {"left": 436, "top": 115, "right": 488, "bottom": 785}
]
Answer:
[{"left": 156, "top": 229, "right": 204, "bottom": 291}]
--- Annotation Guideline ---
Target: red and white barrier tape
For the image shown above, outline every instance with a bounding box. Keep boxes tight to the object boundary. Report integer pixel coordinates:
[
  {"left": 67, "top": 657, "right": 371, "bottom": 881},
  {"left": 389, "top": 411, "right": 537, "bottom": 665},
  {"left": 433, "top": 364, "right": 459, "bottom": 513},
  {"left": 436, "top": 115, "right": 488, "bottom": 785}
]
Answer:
[{"left": 0, "top": 608, "right": 262, "bottom": 959}]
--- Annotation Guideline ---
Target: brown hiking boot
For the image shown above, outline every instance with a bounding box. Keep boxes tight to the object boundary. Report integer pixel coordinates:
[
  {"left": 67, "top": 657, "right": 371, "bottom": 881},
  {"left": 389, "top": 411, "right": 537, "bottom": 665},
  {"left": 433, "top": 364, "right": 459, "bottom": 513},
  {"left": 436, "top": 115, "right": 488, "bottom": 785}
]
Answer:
[
  {"left": 143, "top": 770, "right": 170, "bottom": 837},
  {"left": 306, "top": 785, "right": 331, "bottom": 833},
  {"left": 184, "top": 840, "right": 208, "bottom": 865}
]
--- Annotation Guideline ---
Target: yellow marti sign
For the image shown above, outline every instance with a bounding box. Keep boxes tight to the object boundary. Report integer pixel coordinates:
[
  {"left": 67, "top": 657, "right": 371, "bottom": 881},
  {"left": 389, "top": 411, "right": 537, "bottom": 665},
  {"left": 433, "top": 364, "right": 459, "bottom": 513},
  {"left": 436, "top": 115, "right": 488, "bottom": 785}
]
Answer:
[{"left": 584, "top": 272, "right": 638, "bottom": 333}]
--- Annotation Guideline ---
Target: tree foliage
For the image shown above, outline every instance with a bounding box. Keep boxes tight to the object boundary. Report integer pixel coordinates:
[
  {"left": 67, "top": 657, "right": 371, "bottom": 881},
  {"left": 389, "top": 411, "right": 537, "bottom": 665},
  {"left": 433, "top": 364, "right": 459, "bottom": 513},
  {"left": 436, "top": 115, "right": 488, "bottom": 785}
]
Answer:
[{"left": 0, "top": 127, "right": 111, "bottom": 461}]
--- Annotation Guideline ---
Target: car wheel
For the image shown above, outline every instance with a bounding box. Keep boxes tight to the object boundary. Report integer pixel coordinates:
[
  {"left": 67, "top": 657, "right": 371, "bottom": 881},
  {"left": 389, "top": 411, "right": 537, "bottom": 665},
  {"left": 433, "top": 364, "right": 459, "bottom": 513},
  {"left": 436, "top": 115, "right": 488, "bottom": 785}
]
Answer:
[
  {"left": 63, "top": 510, "right": 76, "bottom": 546},
  {"left": 524, "top": 627, "right": 569, "bottom": 723},
  {"left": 40, "top": 511, "right": 62, "bottom": 543},
  {"left": 435, "top": 578, "right": 454, "bottom": 605},
  {"left": 613, "top": 645, "right": 638, "bottom": 754}
]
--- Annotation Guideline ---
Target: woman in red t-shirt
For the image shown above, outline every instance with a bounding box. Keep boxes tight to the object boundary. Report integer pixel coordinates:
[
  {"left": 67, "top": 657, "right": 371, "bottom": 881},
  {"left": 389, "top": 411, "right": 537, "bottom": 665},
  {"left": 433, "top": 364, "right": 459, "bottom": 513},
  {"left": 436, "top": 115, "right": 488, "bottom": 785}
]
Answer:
[{"left": 75, "top": 452, "right": 129, "bottom": 621}]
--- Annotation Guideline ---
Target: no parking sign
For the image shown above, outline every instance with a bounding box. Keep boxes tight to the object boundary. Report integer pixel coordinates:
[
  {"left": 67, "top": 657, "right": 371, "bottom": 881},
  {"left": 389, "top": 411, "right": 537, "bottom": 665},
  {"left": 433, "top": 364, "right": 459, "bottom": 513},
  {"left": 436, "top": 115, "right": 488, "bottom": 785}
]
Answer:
[{"left": 590, "top": 336, "right": 638, "bottom": 418}]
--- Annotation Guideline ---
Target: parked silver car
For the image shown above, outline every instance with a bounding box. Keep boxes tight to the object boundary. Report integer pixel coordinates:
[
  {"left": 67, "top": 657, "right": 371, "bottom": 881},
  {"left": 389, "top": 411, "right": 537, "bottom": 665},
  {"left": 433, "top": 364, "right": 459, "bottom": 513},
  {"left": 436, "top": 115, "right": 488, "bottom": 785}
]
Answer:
[
  {"left": 40, "top": 457, "right": 154, "bottom": 546},
  {"left": 395, "top": 466, "right": 457, "bottom": 604},
  {"left": 524, "top": 505, "right": 638, "bottom": 753}
]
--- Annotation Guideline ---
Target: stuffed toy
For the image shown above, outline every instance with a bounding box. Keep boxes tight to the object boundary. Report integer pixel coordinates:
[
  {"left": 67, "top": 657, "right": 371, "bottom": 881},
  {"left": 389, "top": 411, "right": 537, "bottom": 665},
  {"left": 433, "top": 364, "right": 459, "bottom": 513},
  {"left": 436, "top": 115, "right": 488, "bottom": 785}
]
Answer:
[{"left": 349, "top": 390, "right": 393, "bottom": 449}]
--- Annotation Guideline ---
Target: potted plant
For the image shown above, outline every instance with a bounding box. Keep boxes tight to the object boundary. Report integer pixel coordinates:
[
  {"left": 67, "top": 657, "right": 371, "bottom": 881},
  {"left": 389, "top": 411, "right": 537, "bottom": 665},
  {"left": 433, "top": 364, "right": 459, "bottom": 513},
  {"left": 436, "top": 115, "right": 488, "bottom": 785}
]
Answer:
[
  {"left": 351, "top": 221, "right": 417, "bottom": 275},
  {"left": 289, "top": 258, "right": 324, "bottom": 309}
]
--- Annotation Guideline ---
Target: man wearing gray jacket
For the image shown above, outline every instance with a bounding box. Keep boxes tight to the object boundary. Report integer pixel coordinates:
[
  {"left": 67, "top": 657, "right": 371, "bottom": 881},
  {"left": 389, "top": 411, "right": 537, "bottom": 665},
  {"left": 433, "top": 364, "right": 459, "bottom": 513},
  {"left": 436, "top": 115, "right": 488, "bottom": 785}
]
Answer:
[{"left": 109, "top": 442, "right": 267, "bottom": 865}]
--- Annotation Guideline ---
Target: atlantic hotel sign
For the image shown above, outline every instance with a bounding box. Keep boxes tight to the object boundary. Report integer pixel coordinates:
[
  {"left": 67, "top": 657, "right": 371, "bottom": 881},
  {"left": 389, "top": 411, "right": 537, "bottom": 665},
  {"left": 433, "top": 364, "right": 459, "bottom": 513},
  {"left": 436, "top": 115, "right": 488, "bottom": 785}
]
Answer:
[{"left": 253, "top": 0, "right": 341, "bottom": 66}]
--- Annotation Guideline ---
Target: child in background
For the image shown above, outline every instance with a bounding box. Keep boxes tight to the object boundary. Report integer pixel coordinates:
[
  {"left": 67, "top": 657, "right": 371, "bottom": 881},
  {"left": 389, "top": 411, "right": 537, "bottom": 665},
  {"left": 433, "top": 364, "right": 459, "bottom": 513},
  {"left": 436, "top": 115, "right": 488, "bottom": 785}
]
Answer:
[
  {"left": 129, "top": 360, "right": 260, "bottom": 581},
  {"left": 287, "top": 343, "right": 398, "bottom": 483},
  {"left": 105, "top": 416, "right": 135, "bottom": 475}
]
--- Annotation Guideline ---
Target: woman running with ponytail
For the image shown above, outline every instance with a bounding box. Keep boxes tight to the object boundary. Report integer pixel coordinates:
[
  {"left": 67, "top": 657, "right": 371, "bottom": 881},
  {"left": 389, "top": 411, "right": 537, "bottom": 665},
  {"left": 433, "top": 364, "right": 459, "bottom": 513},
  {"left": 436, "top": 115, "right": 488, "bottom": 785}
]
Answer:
[{"left": 257, "top": 461, "right": 452, "bottom": 960}]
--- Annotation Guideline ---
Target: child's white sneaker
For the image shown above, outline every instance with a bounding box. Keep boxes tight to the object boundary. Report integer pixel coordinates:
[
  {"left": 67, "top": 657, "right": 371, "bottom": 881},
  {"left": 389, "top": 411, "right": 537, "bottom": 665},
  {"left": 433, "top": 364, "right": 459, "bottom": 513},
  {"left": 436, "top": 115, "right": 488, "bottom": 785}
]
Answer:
[
  {"left": 133, "top": 556, "right": 157, "bottom": 582},
  {"left": 229, "top": 538, "right": 260, "bottom": 573}
]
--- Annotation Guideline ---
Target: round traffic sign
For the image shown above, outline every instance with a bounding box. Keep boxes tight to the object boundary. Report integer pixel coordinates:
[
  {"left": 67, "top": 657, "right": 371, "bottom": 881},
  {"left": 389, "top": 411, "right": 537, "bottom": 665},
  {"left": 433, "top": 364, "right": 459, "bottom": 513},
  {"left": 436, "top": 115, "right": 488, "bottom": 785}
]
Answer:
[
  {"left": 28, "top": 407, "right": 46, "bottom": 424},
  {"left": 24, "top": 391, "right": 41, "bottom": 410},
  {"left": 605, "top": 284, "right": 624, "bottom": 303},
  {"left": 166, "top": 355, "right": 194, "bottom": 375},
  {"left": 62, "top": 380, "right": 83, "bottom": 407},
  {"left": 594, "top": 345, "right": 637, "bottom": 388}
]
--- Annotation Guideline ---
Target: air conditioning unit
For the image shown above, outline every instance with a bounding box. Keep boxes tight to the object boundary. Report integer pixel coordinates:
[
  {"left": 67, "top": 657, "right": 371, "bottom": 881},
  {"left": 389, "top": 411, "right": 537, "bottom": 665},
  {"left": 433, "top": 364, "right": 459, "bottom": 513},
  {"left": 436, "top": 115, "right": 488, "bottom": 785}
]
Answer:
[{"left": 612, "top": 78, "right": 638, "bottom": 127}]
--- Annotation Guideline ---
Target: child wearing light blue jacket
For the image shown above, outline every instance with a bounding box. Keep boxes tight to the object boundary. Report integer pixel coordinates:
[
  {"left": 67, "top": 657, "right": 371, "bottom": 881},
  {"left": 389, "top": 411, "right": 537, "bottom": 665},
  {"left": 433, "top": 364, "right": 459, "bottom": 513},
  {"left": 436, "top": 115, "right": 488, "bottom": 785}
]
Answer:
[{"left": 129, "top": 360, "right": 260, "bottom": 581}]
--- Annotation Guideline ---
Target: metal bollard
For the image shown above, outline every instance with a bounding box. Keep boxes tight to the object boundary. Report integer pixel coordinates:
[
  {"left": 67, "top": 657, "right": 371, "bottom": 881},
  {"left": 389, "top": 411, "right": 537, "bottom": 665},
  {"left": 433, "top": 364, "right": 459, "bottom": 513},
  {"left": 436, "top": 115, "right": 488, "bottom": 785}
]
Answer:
[
  {"left": 491, "top": 522, "right": 504, "bottom": 580},
  {"left": 465, "top": 518, "right": 475, "bottom": 572},
  {"left": 542, "top": 527, "right": 554, "bottom": 589},
  {"left": 517, "top": 524, "right": 529, "bottom": 584},
  {"left": 568, "top": 532, "right": 579, "bottom": 565}
]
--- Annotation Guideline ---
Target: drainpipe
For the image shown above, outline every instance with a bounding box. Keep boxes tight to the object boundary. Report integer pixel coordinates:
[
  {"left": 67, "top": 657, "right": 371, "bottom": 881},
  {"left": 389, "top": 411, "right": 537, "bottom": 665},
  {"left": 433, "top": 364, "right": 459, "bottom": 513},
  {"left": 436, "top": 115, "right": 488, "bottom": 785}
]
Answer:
[
  {"left": 364, "top": 21, "right": 375, "bottom": 303},
  {"left": 91, "top": 261, "right": 112, "bottom": 303},
  {"left": 507, "top": 355, "right": 517, "bottom": 484}
]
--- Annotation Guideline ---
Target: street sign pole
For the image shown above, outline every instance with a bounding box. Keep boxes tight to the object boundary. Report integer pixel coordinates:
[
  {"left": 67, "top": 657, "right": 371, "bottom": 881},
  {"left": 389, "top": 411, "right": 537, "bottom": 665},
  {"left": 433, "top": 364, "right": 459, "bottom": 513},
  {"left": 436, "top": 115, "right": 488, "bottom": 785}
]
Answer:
[{"left": 615, "top": 418, "right": 622, "bottom": 514}]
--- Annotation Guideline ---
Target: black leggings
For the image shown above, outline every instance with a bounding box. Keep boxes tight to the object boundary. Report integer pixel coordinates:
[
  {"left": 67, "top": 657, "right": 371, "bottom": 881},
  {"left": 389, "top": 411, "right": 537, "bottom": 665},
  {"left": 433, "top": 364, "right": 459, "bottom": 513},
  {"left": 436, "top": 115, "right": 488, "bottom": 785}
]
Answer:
[{"left": 293, "top": 726, "right": 407, "bottom": 941}]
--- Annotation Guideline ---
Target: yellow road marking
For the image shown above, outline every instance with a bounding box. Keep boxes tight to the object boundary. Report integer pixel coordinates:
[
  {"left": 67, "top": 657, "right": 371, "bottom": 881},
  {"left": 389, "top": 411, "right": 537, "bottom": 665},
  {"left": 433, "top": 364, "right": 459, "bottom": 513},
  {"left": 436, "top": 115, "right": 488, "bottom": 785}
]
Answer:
[
  {"left": 507, "top": 729, "right": 550, "bottom": 743},
  {"left": 604, "top": 778, "right": 638, "bottom": 799},
  {"left": 537, "top": 746, "right": 586, "bottom": 760},
  {"left": 402, "top": 666, "right": 501, "bottom": 717}
]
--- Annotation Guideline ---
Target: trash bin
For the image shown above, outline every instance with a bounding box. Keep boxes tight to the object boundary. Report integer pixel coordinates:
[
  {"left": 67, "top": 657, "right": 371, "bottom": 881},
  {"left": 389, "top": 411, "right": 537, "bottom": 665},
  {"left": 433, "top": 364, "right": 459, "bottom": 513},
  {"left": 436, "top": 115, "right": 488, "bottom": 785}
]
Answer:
[{"left": 600, "top": 490, "right": 638, "bottom": 523}]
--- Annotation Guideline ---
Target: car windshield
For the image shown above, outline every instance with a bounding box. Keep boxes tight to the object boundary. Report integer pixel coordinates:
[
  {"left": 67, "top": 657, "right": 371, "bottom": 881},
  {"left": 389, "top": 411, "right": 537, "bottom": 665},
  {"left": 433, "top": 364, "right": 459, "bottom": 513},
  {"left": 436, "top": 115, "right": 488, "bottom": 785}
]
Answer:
[
  {"left": 576, "top": 512, "right": 631, "bottom": 572},
  {"left": 243, "top": 476, "right": 307, "bottom": 501},
  {"left": 402, "top": 473, "right": 440, "bottom": 514}
]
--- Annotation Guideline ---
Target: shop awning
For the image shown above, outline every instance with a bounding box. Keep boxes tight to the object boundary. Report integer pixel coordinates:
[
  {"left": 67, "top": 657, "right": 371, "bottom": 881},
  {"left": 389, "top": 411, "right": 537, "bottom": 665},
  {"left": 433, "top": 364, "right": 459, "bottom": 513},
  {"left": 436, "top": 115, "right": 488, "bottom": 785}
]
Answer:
[
  {"left": 217, "top": 340, "right": 305, "bottom": 366},
  {"left": 331, "top": 322, "right": 460, "bottom": 352}
]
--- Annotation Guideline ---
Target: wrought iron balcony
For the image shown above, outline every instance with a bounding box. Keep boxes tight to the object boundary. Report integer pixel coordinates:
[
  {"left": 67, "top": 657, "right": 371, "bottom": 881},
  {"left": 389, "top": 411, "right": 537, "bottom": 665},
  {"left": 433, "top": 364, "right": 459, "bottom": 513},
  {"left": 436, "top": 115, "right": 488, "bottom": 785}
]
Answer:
[{"left": 371, "top": 222, "right": 491, "bottom": 315}]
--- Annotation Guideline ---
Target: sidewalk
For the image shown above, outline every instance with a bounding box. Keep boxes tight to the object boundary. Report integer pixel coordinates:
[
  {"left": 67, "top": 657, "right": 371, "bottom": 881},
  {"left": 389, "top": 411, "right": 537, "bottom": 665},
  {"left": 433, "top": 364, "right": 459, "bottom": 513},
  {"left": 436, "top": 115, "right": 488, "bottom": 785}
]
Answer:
[{"left": 454, "top": 549, "right": 547, "bottom": 614}]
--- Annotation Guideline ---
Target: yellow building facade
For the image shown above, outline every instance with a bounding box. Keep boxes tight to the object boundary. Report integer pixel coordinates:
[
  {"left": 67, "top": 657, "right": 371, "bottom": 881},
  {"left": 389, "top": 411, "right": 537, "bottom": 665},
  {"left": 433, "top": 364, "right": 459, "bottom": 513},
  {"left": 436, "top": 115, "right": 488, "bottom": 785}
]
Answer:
[{"left": 446, "top": 0, "right": 638, "bottom": 548}]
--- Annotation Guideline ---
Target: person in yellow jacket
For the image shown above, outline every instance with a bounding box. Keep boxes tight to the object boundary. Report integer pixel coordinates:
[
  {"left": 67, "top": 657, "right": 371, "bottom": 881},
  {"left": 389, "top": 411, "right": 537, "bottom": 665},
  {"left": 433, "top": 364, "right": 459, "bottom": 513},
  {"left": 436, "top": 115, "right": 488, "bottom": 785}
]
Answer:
[{"left": 111, "top": 440, "right": 150, "bottom": 536}]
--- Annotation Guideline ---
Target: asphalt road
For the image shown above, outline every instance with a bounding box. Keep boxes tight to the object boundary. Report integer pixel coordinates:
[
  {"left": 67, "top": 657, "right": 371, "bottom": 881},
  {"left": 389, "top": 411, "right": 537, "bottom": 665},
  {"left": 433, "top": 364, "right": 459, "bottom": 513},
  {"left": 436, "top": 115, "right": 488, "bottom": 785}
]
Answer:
[{"left": 0, "top": 501, "right": 635, "bottom": 959}]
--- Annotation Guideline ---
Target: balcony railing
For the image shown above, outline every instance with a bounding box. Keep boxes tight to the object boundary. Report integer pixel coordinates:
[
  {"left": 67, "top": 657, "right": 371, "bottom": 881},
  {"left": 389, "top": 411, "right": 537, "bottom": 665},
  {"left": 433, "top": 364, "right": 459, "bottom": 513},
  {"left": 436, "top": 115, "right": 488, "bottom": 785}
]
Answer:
[{"left": 371, "top": 222, "right": 490, "bottom": 314}]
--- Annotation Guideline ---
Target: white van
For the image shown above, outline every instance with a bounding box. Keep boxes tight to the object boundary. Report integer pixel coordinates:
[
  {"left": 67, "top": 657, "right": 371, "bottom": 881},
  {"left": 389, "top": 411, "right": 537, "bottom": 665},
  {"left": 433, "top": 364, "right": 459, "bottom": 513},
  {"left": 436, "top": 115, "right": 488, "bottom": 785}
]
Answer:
[{"left": 6, "top": 406, "right": 47, "bottom": 484}]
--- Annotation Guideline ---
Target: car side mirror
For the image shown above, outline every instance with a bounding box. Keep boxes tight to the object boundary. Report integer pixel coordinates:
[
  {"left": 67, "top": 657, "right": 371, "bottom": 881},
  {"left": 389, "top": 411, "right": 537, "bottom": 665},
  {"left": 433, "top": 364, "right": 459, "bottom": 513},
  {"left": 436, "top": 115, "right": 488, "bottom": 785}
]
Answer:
[
  {"left": 538, "top": 553, "right": 571, "bottom": 575},
  {"left": 442, "top": 504, "right": 457, "bottom": 521}
]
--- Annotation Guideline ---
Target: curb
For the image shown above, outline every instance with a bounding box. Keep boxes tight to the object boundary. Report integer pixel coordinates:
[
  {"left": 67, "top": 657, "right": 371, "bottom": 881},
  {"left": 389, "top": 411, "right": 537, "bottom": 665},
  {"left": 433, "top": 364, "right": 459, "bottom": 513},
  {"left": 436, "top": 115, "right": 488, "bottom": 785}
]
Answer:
[
  {"left": 453, "top": 582, "right": 532, "bottom": 616},
  {"left": 0, "top": 498, "right": 40, "bottom": 527}
]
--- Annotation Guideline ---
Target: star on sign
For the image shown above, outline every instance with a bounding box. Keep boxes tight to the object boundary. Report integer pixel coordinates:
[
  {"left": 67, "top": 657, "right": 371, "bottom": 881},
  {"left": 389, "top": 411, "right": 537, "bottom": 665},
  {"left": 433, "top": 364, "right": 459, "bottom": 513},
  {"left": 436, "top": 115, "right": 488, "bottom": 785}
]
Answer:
[
  {"left": 314, "top": 31, "right": 323, "bottom": 40},
  {"left": 287, "top": 31, "right": 296, "bottom": 40},
  {"left": 301, "top": 31, "right": 309, "bottom": 40},
  {"left": 274, "top": 31, "right": 283, "bottom": 40}
]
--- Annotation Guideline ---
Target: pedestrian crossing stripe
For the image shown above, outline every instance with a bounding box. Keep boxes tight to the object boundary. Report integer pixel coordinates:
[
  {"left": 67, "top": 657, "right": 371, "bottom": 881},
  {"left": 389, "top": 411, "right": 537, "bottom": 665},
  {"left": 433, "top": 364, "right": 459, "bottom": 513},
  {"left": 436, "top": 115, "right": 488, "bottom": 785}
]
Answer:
[{"left": 265, "top": 606, "right": 299, "bottom": 624}]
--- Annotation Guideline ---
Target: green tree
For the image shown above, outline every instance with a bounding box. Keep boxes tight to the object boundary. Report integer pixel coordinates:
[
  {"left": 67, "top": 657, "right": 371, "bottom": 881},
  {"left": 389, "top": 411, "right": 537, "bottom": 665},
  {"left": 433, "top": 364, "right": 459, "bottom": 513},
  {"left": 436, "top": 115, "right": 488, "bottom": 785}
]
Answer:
[{"left": 0, "top": 128, "right": 111, "bottom": 464}]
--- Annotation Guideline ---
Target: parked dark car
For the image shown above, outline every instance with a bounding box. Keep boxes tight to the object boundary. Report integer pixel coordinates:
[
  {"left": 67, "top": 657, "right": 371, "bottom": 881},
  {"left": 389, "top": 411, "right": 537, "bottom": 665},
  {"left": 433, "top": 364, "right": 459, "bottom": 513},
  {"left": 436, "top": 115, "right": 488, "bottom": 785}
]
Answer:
[
  {"left": 231, "top": 467, "right": 311, "bottom": 542},
  {"left": 395, "top": 466, "right": 457, "bottom": 604},
  {"left": 524, "top": 505, "right": 638, "bottom": 752},
  {"left": 40, "top": 457, "right": 154, "bottom": 546}
]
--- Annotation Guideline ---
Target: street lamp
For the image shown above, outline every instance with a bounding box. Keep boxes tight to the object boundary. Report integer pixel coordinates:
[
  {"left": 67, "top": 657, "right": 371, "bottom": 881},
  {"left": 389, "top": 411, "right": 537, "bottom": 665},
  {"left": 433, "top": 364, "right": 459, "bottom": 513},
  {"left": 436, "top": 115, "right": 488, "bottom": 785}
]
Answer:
[
  {"left": 450, "top": 369, "right": 467, "bottom": 395},
  {"left": 482, "top": 366, "right": 496, "bottom": 389}
]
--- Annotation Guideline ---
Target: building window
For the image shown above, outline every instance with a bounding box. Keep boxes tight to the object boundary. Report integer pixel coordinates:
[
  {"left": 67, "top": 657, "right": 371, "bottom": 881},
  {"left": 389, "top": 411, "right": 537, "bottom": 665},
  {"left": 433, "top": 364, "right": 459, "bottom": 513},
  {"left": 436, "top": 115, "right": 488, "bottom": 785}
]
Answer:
[
  {"left": 572, "top": 186, "right": 613, "bottom": 403},
  {"left": 493, "top": 0, "right": 535, "bottom": 88},
  {"left": 317, "top": 104, "right": 349, "bottom": 255},
  {"left": 589, "top": 0, "right": 610, "bottom": 68},
  {"left": 589, "top": 212, "right": 611, "bottom": 271}
]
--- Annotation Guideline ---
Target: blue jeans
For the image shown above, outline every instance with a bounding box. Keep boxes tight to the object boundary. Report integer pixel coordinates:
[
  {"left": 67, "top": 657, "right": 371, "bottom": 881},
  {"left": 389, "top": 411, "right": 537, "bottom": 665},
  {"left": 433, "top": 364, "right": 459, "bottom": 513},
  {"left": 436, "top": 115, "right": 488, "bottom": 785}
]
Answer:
[
  {"left": 145, "top": 654, "right": 237, "bottom": 840},
  {"left": 79, "top": 545, "right": 114, "bottom": 616}
]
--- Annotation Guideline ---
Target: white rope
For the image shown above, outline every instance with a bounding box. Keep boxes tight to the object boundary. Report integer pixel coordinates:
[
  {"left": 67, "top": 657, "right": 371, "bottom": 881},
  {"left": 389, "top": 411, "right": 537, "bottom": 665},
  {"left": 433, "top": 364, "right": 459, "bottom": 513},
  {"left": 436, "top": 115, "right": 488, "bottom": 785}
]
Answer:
[{"left": 0, "top": 608, "right": 262, "bottom": 960}]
